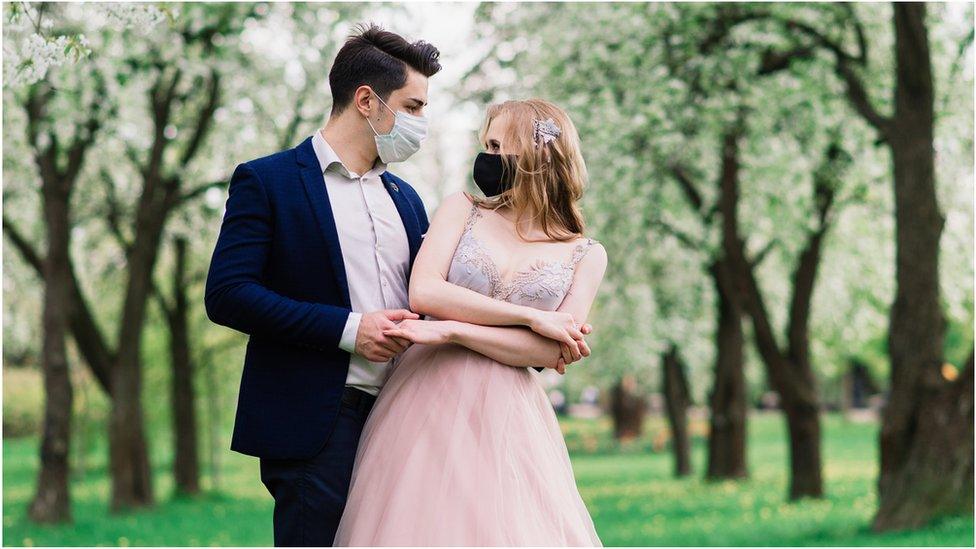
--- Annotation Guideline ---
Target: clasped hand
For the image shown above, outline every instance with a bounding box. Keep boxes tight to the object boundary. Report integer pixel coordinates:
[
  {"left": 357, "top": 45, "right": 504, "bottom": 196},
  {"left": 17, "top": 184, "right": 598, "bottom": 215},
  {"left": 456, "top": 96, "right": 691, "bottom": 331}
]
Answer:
[
  {"left": 354, "top": 309, "right": 419, "bottom": 362},
  {"left": 528, "top": 310, "right": 592, "bottom": 374}
]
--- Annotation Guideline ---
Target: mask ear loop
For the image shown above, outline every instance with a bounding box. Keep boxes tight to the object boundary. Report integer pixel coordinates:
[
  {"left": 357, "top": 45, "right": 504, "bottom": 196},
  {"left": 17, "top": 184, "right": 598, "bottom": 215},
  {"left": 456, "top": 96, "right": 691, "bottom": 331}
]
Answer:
[
  {"left": 365, "top": 90, "right": 396, "bottom": 136},
  {"left": 365, "top": 115, "right": 381, "bottom": 137}
]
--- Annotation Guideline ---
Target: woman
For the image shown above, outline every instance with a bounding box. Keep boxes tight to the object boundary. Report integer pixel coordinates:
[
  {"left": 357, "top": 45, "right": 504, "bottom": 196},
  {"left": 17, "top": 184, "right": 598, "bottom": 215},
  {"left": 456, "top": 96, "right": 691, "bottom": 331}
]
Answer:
[{"left": 333, "top": 99, "right": 607, "bottom": 546}]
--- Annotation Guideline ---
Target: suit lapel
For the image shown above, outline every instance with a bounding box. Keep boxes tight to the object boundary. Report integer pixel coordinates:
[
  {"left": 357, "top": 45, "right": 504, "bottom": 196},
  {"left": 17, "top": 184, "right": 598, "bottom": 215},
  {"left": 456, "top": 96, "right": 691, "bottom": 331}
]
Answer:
[
  {"left": 296, "top": 137, "right": 351, "bottom": 308},
  {"left": 381, "top": 172, "right": 422, "bottom": 277}
]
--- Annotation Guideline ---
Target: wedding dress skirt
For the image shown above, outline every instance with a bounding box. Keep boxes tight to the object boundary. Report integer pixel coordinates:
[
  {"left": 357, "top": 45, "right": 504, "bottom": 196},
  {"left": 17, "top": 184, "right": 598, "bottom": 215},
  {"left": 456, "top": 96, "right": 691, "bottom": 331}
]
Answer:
[{"left": 333, "top": 202, "right": 602, "bottom": 546}]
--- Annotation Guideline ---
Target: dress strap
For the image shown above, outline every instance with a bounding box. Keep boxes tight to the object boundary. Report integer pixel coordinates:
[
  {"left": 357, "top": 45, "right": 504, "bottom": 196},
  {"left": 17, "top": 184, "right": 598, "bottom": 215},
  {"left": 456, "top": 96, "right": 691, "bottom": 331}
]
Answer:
[
  {"left": 569, "top": 237, "right": 597, "bottom": 267},
  {"left": 463, "top": 201, "right": 483, "bottom": 233}
]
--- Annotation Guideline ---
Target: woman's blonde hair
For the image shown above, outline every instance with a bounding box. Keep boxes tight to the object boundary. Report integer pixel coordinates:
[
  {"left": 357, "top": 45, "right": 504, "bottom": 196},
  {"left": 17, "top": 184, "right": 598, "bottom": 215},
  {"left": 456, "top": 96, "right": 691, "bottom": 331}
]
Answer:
[{"left": 471, "top": 98, "right": 587, "bottom": 242}]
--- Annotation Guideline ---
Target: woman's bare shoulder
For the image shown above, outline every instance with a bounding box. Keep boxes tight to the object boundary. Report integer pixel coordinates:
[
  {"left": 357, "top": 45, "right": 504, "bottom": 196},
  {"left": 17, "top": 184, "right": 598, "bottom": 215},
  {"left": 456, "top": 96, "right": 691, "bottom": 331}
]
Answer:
[
  {"left": 438, "top": 190, "right": 477, "bottom": 212},
  {"left": 576, "top": 238, "right": 607, "bottom": 274}
]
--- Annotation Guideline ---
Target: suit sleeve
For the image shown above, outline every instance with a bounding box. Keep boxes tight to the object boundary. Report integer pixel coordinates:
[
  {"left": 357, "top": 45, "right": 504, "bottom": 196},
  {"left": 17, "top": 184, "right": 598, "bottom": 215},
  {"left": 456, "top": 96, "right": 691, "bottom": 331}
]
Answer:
[
  {"left": 204, "top": 162, "right": 351, "bottom": 352},
  {"left": 409, "top": 185, "right": 430, "bottom": 234},
  {"left": 407, "top": 184, "right": 432, "bottom": 324}
]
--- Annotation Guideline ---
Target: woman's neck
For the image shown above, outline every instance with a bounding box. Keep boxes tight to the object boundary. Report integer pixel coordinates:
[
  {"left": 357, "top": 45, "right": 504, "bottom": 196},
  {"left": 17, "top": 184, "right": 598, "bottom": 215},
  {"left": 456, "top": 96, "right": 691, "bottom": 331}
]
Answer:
[{"left": 494, "top": 204, "right": 576, "bottom": 242}]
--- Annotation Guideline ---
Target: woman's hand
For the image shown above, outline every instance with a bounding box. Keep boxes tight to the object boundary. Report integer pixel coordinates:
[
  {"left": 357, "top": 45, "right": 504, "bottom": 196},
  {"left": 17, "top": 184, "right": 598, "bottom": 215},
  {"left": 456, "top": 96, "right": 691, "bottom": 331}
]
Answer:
[
  {"left": 557, "top": 323, "right": 593, "bottom": 371},
  {"left": 528, "top": 310, "right": 587, "bottom": 348},
  {"left": 382, "top": 319, "right": 456, "bottom": 346}
]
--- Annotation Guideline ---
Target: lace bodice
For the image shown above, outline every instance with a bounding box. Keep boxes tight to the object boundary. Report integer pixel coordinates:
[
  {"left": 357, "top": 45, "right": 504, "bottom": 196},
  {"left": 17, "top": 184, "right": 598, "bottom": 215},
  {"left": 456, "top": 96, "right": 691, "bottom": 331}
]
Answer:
[{"left": 446, "top": 202, "right": 597, "bottom": 312}]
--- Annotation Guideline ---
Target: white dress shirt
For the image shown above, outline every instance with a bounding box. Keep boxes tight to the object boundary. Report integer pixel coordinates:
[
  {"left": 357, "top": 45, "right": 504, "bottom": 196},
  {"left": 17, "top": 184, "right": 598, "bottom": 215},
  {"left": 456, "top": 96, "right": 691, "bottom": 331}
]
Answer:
[{"left": 311, "top": 129, "right": 412, "bottom": 396}]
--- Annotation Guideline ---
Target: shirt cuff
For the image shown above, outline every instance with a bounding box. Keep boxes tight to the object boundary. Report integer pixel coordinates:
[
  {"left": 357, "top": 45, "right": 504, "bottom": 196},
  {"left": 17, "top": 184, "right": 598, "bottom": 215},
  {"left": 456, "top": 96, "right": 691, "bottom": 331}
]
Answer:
[{"left": 339, "top": 311, "right": 362, "bottom": 355}]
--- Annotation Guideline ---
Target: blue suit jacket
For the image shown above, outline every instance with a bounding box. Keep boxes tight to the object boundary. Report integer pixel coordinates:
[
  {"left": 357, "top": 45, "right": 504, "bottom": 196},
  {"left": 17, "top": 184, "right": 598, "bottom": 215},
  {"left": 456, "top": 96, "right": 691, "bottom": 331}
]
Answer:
[{"left": 204, "top": 135, "right": 429, "bottom": 460}]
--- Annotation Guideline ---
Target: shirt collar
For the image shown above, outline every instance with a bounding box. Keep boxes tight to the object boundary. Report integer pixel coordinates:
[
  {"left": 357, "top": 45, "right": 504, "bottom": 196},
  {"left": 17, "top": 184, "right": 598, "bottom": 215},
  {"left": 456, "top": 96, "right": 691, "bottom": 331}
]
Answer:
[{"left": 311, "top": 129, "right": 387, "bottom": 180}]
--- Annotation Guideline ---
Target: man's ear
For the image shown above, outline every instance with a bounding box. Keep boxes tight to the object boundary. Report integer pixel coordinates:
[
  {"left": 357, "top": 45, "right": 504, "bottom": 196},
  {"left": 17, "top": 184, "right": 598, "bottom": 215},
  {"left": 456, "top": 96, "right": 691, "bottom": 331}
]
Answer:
[{"left": 353, "top": 85, "right": 373, "bottom": 118}]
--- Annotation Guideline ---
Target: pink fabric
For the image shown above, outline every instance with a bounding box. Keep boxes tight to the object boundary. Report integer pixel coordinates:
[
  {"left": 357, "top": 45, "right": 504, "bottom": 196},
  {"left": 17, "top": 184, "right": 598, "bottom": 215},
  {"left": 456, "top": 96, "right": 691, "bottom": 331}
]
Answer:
[
  {"left": 334, "top": 203, "right": 602, "bottom": 546},
  {"left": 333, "top": 341, "right": 602, "bottom": 546}
]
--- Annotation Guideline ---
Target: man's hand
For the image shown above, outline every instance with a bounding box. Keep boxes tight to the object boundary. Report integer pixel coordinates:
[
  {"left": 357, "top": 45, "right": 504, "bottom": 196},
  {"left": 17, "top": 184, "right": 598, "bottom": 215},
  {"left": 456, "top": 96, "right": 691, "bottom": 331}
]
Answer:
[
  {"left": 355, "top": 309, "right": 419, "bottom": 362},
  {"left": 552, "top": 322, "right": 593, "bottom": 375}
]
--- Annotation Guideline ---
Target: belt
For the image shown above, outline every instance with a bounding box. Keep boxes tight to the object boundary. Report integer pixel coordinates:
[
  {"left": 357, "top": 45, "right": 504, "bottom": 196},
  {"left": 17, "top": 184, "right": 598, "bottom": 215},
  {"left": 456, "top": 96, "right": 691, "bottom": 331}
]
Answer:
[{"left": 341, "top": 386, "right": 377, "bottom": 415}]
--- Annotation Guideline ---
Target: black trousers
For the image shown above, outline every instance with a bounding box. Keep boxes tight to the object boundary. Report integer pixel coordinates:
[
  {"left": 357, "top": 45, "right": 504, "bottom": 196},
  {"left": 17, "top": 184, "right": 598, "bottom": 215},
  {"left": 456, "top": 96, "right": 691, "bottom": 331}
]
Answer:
[{"left": 259, "top": 387, "right": 376, "bottom": 547}]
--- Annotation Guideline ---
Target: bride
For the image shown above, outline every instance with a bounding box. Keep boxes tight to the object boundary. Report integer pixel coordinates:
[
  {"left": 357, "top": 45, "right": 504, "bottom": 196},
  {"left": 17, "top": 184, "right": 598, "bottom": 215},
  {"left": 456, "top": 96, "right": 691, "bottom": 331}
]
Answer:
[{"left": 333, "top": 98, "right": 607, "bottom": 546}]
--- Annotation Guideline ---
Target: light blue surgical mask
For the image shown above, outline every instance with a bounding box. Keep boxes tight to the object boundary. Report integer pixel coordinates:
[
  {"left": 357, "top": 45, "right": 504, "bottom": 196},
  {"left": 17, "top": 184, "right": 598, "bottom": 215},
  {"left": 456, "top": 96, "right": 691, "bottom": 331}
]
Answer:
[{"left": 366, "top": 92, "right": 428, "bottom": 163}]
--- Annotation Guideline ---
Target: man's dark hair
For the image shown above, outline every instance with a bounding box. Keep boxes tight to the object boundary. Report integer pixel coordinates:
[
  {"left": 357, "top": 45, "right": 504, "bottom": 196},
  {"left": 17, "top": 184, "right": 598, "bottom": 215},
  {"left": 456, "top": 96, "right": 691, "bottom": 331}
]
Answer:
[{"left": 329, "top": 23, "right": 441, "bottom": 114}]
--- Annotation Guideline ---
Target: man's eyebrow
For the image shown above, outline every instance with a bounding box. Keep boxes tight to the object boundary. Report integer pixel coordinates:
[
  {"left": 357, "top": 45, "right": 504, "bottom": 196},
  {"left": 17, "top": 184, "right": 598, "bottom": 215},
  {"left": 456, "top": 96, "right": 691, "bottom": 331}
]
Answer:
[{"left": 407, "top": 97, "right": 427, "bottom": 106}]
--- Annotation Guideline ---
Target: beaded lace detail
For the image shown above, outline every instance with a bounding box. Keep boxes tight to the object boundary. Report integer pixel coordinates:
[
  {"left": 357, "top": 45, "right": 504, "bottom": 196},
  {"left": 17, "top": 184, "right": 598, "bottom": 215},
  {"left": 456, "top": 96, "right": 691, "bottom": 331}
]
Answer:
[{"left": 452, "top": 203, "right": 595, "bottom": 304}]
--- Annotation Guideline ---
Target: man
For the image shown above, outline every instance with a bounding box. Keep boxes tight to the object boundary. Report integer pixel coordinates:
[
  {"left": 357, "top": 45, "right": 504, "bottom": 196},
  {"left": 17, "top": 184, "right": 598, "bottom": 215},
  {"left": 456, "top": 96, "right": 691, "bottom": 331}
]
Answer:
[{"left": 205, "top": 24, "right": 439, "bottom": 546}]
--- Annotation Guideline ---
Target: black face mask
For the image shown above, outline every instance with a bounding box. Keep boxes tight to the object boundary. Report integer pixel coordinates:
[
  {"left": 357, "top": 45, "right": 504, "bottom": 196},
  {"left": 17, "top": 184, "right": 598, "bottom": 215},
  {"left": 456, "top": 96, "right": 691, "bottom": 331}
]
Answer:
[{"left": 472, "top": 152, "right": 518, "bottom": 197}]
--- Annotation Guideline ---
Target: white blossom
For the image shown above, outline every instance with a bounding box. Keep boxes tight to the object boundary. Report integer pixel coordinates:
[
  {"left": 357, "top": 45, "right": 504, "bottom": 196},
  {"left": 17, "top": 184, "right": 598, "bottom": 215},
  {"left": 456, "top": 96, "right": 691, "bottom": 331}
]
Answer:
[{"left": 96, "top": 3, "right": 167, "bottom": 29}]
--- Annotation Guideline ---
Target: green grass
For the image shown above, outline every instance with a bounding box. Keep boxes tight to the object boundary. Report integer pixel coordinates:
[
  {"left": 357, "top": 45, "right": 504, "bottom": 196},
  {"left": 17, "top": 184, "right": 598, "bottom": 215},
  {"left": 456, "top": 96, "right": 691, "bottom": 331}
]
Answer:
[{"left": 3, "top": 413, "right": 972, "bottom": 546}]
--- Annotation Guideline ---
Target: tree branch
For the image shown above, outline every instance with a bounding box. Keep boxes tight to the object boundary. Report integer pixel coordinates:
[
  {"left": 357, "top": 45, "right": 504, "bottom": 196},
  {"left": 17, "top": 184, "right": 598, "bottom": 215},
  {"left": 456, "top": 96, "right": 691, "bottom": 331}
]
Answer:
[
  {"left": 178, "top": 178, "right": 226, "bottom": 205},
  {"left": 669, "top": 164, "right": 706, "bottom": 214},
  {"left": 757, "top": 46, "right": 814, "bottom": 75},
  {"left": 99, "top": 168, "right": 133, "bottom": 255},
  {"left": 648, "top": 216, "right": 706, "bottom": 251},
  {"left": 64, "top": 72, "right": 109, "bottom": 184},
  {"left": 776, "top": 16, "right": 892, "bottom": 134},
  {"left": 2, "top": 215, "right": 44, "bottom": 273},
  {"left": 145, "top": 67, "right": 183, "bottom": 180},
  {"left": 178, "top": 70, "right": 221, "bottom": 167},
  {"left": 749, "top": 238, "right": 779, "bottom": 267},
  {"left": 835, "top": 61, "right": 892, "bottom": 134}
]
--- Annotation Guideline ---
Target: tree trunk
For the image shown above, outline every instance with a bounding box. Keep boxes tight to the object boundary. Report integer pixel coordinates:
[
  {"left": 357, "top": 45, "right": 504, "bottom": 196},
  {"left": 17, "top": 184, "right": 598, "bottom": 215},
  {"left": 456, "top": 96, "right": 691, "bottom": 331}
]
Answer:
[
  {"left": 739, "top": 210, "right": 827, "bottom": 501},
  {"left": 720, "top": 125, "right": 831, "bottom": 500},
  {"left": 610, "top": 376, "right": 646, "bottom": 441},
  {"left": 662, "top": 344, "right": 693, "bottom": 476},
  {"left": 109, "top": 207, "right": 167, "bottom": 511},
  {"left": 872, "top": 3, "right": 971, "bottom": 530},
  {"left": 203, "top": 343, "right": 223, "bottom": 493},
  {"left": 706, "top": 260, "right": 748, "bottom": 480},
  {"left": 874, "top": 353, "right": 974, "bottom": 531},
  {"left": 846, "top": 359, "right": 879, "bottom": 410},
  {"left": 28, "top": 183, "right": 74, "bottom": 524},
  {"left": 108, "top": 352, "right": 153, "bottom": 512},
  {"left": 168, "top": 237, "right": 200, "bottom": 495},
  {"left": 783, "top": 397, "right": 824, "bottom": 498}
]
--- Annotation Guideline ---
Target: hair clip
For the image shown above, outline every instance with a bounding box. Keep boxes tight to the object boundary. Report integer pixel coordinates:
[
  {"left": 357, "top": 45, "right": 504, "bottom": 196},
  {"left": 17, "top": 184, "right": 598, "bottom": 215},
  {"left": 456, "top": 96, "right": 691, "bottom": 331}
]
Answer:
[{"left": 533, "top": 117, "right": 561, "bottom": 146}]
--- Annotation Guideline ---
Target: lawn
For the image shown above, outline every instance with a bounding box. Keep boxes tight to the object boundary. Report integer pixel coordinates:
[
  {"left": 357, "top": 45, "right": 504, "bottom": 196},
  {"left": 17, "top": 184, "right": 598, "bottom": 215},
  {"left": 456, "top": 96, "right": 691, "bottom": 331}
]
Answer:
[{"left": 2, "top": 412, "right": 972, "bottom": 546}]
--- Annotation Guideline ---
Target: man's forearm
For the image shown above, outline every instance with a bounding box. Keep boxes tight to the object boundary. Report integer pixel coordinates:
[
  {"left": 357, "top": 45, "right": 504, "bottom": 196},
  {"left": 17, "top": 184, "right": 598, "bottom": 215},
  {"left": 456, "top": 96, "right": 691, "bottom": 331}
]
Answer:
[
  {"left": 203, "top": 161, "right": 352, "bottom": 352},
  {"left": 205, "top": 280, "right": 351, "bottom": 351}
]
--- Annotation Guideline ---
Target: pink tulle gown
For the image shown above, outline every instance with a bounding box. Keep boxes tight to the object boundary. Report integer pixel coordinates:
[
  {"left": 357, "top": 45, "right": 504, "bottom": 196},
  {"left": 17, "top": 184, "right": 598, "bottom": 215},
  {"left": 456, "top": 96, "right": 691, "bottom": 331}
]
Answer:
[{"left": 333, "top": 203, "right": 603, "bottom": 547}]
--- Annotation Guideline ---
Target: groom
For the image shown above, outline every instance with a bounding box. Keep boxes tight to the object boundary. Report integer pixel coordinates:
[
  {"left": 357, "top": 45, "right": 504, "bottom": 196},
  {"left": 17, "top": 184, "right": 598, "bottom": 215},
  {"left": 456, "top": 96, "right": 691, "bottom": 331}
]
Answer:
[{"left": 204, "top": 25, "right": 441, "bottom": 546}]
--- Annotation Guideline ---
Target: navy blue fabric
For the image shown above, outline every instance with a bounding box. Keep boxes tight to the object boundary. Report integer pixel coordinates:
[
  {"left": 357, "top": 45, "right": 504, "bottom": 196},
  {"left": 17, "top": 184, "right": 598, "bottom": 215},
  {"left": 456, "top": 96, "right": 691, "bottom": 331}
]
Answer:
[
  {"left": 259, "top": 393, "right": 374, "bottom": 547},
  {"left": 204, "top": 135, "right": 429, "bottom": 460}
]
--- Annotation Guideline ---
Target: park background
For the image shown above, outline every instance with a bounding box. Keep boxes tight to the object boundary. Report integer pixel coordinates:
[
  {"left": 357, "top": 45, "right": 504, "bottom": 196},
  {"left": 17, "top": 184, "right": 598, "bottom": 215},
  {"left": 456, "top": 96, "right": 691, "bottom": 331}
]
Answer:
[{"left": 1, "top": 1, "right": 974, "bottom": 546}]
